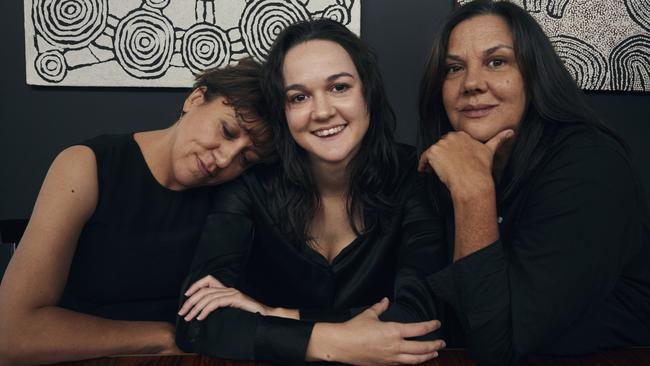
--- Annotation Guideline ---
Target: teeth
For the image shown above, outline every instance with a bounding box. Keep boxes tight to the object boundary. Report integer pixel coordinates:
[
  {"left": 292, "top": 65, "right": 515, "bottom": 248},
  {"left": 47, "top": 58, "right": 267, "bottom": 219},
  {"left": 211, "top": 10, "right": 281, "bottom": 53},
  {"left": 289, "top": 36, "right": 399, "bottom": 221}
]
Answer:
[{"left": 314, "top": 125, "right": 345, "bottom": 137}]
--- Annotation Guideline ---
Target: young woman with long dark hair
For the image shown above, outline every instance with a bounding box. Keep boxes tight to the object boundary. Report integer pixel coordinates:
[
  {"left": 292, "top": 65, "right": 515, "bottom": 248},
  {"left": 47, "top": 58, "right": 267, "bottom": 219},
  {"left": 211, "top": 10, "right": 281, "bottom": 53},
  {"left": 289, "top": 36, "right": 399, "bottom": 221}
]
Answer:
[
  {"left": 176, "top": 19, "right": 447, "bottom": 365},
  {"left": 418, "top": 1, "right": 650, "bottom": 364}
]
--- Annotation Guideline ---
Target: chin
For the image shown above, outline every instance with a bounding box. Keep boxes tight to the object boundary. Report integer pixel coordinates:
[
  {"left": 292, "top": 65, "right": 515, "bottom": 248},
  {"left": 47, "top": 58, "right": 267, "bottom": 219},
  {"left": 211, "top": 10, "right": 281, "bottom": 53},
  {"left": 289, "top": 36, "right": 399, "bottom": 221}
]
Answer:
[
  {"left": 460, "top": 128, "right": 496, "bottom": 142},
  {"left": 310, "top": 151, "right": 355, "bottom": 165}
]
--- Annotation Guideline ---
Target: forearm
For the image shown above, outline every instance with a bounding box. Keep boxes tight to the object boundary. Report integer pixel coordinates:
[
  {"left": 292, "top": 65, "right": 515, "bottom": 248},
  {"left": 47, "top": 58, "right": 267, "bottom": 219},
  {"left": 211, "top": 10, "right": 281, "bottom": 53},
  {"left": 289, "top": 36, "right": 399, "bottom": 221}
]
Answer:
[
  {"left": 305, "top": 322, "right": 340, "bottom": 362},
  {"left": 264, "top": 307, "right": 300, "bottom": 320},
  {"left": 0, "top": 306, "right": 175, "bottom": 365},
  {"left": 177, "top": 307, "right": 312, "bottom": 362},
  {"left": 450, "top": 179, "right": 499, "bottom": 261},
  {"left": 305, "top": 306, "right": 444, "bottom": 365}
]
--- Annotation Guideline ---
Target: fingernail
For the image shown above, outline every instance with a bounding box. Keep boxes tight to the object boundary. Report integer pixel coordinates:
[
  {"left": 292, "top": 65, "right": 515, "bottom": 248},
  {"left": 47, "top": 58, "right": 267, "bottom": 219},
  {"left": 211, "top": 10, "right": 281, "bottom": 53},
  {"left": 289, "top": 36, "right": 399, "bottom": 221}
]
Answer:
[
  {"left": 433, "top": 352, "right": 439, "bottom": 358},
  {"left": 441, "top": 341, "right": 446, "bottom": 348}
]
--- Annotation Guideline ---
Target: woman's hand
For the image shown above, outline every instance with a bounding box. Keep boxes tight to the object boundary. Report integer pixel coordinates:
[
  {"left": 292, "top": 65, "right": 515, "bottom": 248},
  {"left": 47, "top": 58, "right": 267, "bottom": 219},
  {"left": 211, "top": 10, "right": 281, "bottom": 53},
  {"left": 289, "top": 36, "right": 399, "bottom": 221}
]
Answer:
[
  {"left": 418, "top": 130, "right": 513, "bottom": 260},
  {"left": 307, "top": 298, "right": 445, "bottom": 365},
  {"left": 178, "top": 275, "right": 299, "bottom": 321},
  {"left": 417, "top": 129, "right": 513, "bottom": 197},
  {"left": 178, "top": 275, "right": 267, "bottom": 321}
]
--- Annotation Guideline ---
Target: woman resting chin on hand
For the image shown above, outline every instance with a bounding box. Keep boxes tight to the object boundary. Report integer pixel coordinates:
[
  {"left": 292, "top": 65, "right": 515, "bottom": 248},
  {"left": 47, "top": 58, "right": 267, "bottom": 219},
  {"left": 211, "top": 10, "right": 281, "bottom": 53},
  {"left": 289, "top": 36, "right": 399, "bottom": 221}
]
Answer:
[{"left": 418, "top": 1, "right": 650, "bottom": 365}]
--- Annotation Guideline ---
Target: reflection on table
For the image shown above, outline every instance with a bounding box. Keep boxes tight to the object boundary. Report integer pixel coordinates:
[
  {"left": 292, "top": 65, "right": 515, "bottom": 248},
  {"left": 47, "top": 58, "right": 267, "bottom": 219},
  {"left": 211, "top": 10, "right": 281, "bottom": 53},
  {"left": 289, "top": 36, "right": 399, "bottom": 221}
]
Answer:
[{"left": 53, "top": 347, "right": 650, "bottom": 366}]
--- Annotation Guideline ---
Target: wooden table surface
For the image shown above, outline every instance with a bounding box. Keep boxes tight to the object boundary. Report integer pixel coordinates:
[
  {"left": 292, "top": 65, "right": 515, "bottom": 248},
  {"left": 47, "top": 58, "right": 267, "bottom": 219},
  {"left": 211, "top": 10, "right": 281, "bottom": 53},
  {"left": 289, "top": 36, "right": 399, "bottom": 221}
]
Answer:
[{"left": 53, "top": 347, "right": 650, "bottom": 366}]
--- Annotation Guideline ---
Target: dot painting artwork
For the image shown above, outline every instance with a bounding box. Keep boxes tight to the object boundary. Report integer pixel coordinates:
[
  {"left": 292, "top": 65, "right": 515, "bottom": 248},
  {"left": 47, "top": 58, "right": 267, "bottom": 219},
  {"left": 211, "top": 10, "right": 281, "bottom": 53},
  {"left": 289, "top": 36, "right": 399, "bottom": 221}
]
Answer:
[
  {"left": 24, "top": 0, "right": 361, "bottom": 87},
  {"left": 457, "top": 0, "right": 650, "bottom": 92}
]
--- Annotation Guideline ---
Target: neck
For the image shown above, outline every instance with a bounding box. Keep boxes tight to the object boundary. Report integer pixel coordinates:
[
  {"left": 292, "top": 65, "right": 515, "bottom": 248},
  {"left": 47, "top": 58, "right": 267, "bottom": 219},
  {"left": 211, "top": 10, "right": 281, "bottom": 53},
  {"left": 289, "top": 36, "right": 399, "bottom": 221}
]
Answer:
[
  {"left": 309, "top": 158, "right": 350, "bottom": 198},
  {"left": 134, "top": 125, "right": 181, "bottom": 190}
]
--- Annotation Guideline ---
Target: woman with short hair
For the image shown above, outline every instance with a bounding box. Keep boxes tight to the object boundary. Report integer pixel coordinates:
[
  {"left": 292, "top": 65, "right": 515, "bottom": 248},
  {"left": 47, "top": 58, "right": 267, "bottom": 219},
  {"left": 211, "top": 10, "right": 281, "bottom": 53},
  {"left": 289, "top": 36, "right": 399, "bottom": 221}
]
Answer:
[{"left": 0, "top": 59, "right": 273, "bottom": 365}]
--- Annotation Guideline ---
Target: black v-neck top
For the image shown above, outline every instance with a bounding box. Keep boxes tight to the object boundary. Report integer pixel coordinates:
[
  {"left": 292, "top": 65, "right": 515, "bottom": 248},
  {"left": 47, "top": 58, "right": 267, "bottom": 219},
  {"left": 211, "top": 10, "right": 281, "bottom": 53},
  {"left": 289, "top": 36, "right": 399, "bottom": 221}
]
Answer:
[
  {"left": 176, "top": 144, "right": 447, "bottom": 362},
  {"left": 59, "top": 134, "right": 212, "bottom": 323}
]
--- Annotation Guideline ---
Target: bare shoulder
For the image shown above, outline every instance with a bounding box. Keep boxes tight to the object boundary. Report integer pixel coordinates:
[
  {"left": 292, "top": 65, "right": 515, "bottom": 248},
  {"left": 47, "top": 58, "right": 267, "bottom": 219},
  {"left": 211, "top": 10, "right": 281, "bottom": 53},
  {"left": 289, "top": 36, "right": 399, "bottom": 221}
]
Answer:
[
  {"left": 23, "top": 144, "right": 100, "bottom": 248},
  {"left": 0, "top": 144, "right": 100, "bottom": 309},
  {"left": 39, "top": 145, "right": 99, "bottom": 217}
]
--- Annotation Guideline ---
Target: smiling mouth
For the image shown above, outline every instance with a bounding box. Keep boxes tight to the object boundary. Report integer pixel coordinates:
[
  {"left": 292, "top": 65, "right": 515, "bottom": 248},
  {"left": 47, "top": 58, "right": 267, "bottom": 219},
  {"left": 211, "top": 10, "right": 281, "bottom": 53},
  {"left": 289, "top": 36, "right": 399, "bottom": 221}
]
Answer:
[
  {"left": 196, "top": 155, "right": 214, "bottom": 177},
  {"left": 312, "top": 124, "right": 346, "bottom": 138}
]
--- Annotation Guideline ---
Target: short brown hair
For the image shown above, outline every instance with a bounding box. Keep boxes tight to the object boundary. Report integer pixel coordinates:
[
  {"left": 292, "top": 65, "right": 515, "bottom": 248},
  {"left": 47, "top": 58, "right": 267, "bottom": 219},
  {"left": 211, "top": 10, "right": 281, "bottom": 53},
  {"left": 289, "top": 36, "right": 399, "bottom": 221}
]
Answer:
[{"left": 193, "top": 58, "right": 275, "bottom": 162}]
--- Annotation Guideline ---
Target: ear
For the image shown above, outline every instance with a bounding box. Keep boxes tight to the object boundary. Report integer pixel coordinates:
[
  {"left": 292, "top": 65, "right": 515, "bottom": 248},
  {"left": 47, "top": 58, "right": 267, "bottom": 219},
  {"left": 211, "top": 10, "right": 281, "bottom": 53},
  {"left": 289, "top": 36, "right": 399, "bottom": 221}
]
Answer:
[{"left": 182, "top": 86, "right": 207, "bottom": 113}]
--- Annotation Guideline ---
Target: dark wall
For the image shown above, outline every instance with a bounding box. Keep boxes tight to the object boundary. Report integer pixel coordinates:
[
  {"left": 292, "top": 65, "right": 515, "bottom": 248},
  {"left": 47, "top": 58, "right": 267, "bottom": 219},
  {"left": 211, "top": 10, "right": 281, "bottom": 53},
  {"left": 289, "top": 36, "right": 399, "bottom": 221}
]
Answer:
[{"left": 1, "top": 0, "right": 648, "bottom": 221}]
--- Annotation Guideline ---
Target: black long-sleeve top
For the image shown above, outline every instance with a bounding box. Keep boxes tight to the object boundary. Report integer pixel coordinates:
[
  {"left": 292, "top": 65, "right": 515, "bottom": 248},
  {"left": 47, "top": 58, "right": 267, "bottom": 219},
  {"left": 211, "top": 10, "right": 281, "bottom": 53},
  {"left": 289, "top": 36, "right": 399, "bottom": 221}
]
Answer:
[
  {"left": 428, "top": 124, "right": 650, "bottom": 365},
  {"left": 176, "top": 144, "right": 446, "bottom": 363}
]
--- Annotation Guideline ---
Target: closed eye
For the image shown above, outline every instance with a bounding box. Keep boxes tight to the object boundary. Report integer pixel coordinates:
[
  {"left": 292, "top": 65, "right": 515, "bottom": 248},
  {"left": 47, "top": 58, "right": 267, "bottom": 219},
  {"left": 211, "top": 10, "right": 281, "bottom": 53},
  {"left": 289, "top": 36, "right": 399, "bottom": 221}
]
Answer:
[{"left": 222, "top": 123, "right": 236, "bottom": 140}]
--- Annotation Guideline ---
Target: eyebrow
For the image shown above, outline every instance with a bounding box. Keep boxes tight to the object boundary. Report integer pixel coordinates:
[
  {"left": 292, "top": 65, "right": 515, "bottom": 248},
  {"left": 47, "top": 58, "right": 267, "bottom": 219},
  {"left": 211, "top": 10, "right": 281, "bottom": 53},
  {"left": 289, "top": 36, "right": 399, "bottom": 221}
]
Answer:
[
  {"left": 446, "top": 44, "right": 514, "bottom": 61},
  {"left": 284, "top": 72, "right": 355, "bottom": 92}
]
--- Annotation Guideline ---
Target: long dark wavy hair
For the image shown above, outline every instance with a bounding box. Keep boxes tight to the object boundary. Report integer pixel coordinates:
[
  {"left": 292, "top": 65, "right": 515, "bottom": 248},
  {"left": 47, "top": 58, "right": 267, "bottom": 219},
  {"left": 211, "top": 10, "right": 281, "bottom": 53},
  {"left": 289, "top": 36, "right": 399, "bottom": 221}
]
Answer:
[
  {"left": 418, "top": 0, "right": 622, "bottom": 208},
  {"left": 261, "top": 19, "right": 399, "bottom": 248}
]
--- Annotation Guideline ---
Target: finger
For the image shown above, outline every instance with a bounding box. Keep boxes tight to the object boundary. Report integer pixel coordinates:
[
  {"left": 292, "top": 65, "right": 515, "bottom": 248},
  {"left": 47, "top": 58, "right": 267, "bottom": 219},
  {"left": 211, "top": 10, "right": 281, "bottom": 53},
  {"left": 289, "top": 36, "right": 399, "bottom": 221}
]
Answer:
[
  {"left": 395, "top": 352, "right": 439, "bottom": 365},
  {"left": 211, "top": 278, "right": 225, "bottom": 287},
  {"left": 399, "top": 339, "right": 446, "bottom": 355},
  {"left": 184, "top": 275, "right": 217, "bottom": 296},
  {"left": 185, "top": 292, "right": 226, "bottom": 321},
  {"left": 179, "top": 289, "right": 213, "bottom": 316},
  {"left": 182, "top": 288, "right": 238, "bottom": 319},
  {"left": 485, "top": 129, "right": 514, "bottom": 154},
  {"left": 197, "top": 298, "right": 230, "bottom": 321},
  {"left": 178, "top": 287, "right": 234, "bottom": 315},
  {"left": 398, "top": 320, "right": 441, "bottom": 338},
  {"left": 180, "top": 287, "right": 225, "bottom": 315},
  {"left": 366, "top": 297, "right": 390, "bottom": 317}
]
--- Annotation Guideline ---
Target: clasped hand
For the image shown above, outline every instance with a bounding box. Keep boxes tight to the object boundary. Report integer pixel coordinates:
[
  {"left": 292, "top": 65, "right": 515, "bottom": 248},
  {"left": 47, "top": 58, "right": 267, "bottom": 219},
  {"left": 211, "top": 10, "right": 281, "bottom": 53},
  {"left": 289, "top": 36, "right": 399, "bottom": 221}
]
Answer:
[
  {"left": 310, "top": 298, "right": 445, "bottom": 365},
  {"left": 417, "top": 129, "right": 514, "bottom": 194}
]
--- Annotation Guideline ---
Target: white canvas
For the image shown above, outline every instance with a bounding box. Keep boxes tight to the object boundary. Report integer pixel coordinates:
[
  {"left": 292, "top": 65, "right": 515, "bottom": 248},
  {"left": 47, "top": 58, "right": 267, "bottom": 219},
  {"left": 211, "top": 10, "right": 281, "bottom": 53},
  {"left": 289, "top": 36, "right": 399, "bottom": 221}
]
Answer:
[
  {"left": 457, "top": 0, "right": 650, "bottom": 92},
  {"left": 24, "top": 0, "right": 361, "bottom": 87}
]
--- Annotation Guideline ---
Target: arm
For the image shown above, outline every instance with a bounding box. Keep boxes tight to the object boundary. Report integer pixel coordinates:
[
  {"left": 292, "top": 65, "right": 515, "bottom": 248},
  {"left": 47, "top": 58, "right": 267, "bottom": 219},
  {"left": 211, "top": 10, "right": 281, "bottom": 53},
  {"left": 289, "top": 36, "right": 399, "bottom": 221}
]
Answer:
[
  {"left": 304, "top": 174, "right": 448, "bottom": 365},
  {"left": 298, "top": 172, "right": 448, "bottom": 326},
  {"left": 176, "top": 175, "right": 446, "bottom": 364},
  {"left": 428, "top": 143, "right": 639, "bottom": 365},
  {"left": 0, "top": 146, "right": 177, "bottom": 365},
  {"left": 175, "top": 178, "right": 315, "bottom": 362},
  {"left": 183, "top": 170, "right": 446, "bottom": 325}
]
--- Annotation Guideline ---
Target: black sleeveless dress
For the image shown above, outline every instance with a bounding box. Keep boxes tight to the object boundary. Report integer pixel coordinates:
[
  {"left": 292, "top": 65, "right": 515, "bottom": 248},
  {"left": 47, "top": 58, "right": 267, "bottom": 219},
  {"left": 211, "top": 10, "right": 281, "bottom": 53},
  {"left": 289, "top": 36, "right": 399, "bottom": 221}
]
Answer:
[{"left": 59, "top": 134, "right": 211, "bottom": 323}]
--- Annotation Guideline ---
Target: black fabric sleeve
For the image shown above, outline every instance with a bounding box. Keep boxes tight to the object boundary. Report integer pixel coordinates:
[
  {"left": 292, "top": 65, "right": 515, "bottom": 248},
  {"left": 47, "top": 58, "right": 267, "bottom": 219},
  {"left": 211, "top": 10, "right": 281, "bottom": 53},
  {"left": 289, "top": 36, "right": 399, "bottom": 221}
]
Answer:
[
  {"left": 175, "top": 178, "right": 315, "bottom": 362},
  {"left": 379, "top": 174, "right": 446, "bottom": 330},
  {"left": 428, "top": 144, "right": 639, "bottom": 365}
]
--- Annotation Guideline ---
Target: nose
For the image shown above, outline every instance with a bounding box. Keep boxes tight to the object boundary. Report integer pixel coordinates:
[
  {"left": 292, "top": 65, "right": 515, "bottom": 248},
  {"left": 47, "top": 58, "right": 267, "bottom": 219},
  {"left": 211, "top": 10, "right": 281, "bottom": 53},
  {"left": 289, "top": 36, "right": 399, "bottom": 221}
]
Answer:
[
  {"left": 310, "top": 95, "right": 335, "bottom": 121},
  {"left": 214, "top": 138, "right": 249, "bottom": 169},
  {"left": 462, "top": 65, "right": 487, "bottom": 95}
]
